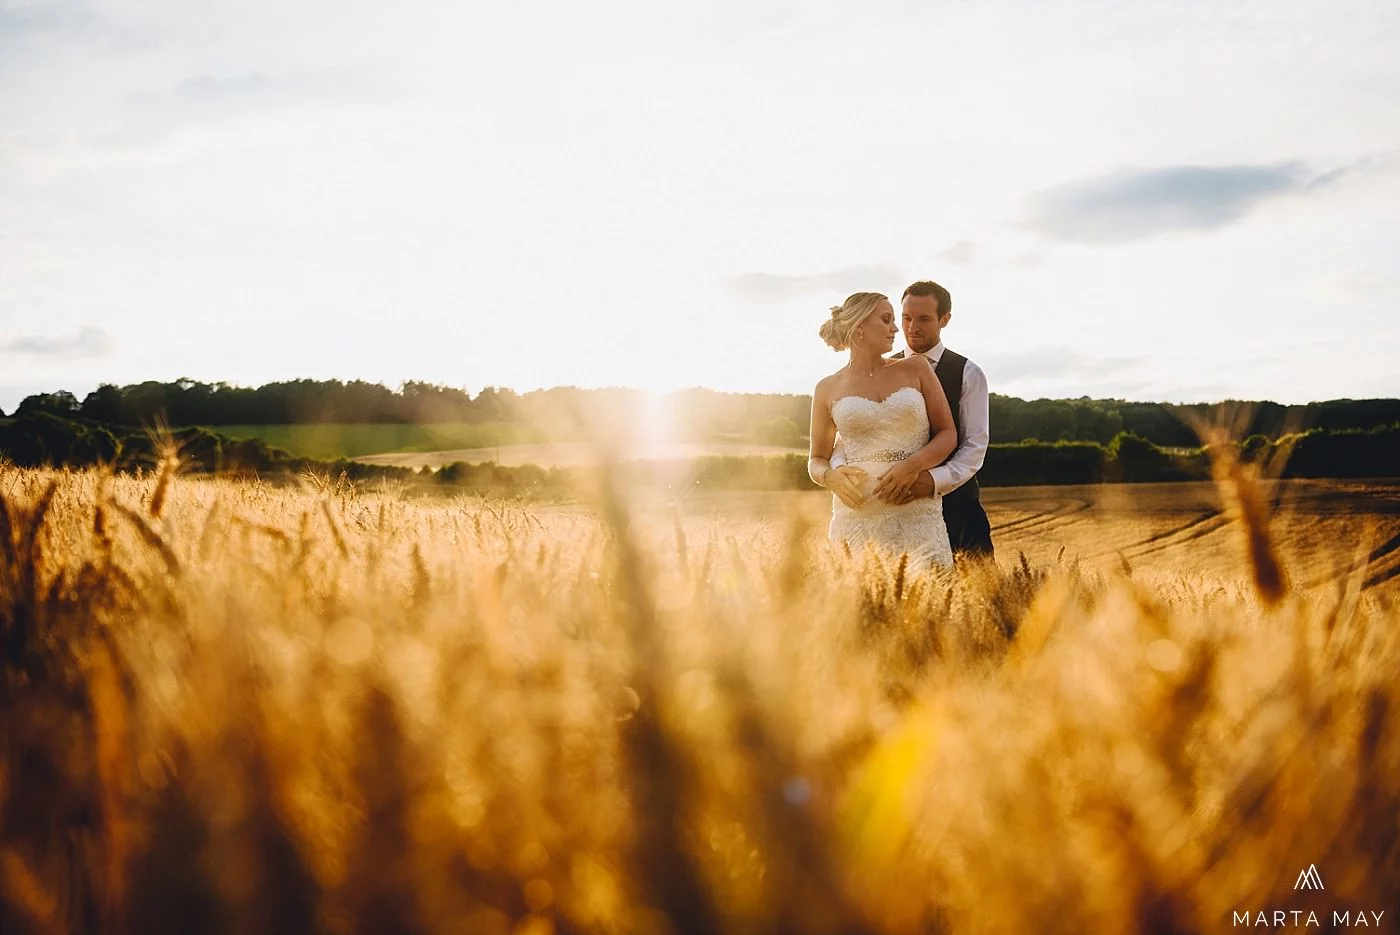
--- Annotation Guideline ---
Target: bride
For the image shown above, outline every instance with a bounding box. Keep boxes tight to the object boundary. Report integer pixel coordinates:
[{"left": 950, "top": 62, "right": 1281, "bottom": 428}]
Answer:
[{"left": 808, "top": 292, "right": 958, "bottom": 569}]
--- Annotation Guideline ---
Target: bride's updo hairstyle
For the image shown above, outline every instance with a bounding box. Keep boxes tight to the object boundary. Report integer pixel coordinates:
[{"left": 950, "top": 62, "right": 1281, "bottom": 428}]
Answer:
[{"left": 819, "top": 291, "right": 888, "bottom": 351}]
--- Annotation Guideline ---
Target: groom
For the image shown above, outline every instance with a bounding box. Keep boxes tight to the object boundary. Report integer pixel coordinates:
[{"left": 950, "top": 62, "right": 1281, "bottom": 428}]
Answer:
[{"left": 875, "top": 280, "right": 994, "bottom": 558}]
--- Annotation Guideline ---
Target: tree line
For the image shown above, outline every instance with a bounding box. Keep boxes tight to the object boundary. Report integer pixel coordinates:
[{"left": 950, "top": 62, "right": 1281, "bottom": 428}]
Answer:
[
  {"left": 8, "top": 379, "right": 1399, "bottom": 448},
  {"left": 2, "top": 410, "right": 1396, "bottom": 494}
]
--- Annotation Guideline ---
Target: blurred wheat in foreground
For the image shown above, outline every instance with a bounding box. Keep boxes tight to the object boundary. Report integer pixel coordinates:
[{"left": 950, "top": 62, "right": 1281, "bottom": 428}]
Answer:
[{"left": 0, "top": 463, "right": 1396, "bottom": 935}]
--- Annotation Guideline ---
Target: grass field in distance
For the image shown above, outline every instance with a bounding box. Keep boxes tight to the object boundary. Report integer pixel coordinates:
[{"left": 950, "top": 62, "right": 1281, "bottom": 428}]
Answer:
[{"left": 212, "top": 421, "right": 550, "bottom": 460}]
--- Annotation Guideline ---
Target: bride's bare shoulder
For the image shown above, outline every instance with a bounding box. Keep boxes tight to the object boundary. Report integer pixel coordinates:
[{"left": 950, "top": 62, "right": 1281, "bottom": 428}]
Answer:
[{"left": 891, "top": 354, "right": 934, "bottom": 376}]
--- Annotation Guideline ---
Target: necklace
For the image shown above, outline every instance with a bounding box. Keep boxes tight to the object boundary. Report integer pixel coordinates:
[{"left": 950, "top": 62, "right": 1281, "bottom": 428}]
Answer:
[{"left": 848, "top": 360, "right": 877, "bottom": 378}]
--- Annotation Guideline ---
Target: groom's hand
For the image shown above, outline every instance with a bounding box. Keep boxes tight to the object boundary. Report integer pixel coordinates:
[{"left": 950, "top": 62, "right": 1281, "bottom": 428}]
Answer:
[{"left": 877, "top": 470, "right": 935, "bottom": 505}]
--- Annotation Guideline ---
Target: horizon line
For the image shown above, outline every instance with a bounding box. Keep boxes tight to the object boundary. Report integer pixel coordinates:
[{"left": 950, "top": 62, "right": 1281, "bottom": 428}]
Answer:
[{"left": 1, "top": 377, "right": 1397, "bottom": 411}]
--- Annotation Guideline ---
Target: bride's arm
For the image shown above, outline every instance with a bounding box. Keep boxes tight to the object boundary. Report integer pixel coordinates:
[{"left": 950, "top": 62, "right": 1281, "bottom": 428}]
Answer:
[
  {"left": 807, "top": 380, "right": 837, "bottom": 485},
  {"left": 809, "top": 380, "right": 868, "bottom": 507}
]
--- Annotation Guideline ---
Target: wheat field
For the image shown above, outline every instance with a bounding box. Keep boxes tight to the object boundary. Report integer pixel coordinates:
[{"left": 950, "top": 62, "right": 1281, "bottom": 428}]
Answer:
[{"left": 0, "top": 461, "right": 1396, "bottom": 935}]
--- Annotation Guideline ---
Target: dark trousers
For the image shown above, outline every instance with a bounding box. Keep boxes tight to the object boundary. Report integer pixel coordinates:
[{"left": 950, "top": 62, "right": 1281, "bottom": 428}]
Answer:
[{"left": 943, "top": 480, "right": 994, "bottom": 559}]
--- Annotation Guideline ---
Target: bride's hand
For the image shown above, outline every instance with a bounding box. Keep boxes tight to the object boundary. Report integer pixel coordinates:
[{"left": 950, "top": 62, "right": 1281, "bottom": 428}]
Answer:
[
  {"left": 824, "top": 465, "right": 868, "bottom": 509},
  {"left": 872, "top": 461, "right": 922, "bottom": 503}
]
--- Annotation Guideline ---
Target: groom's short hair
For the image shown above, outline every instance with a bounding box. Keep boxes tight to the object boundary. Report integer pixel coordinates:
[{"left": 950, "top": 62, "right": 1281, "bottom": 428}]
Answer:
[{"left": 902, "top": 280, "right": 952, "bottom": 317}]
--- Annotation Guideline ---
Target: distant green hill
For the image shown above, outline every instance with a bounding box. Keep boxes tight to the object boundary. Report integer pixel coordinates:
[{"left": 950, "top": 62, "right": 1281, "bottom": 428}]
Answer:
[
  {"left": 9, "top": 379, "right": 1400, "bottom": 454},
  {"left": 4, "top": 413, "right": 1398, "bottom": 495}
]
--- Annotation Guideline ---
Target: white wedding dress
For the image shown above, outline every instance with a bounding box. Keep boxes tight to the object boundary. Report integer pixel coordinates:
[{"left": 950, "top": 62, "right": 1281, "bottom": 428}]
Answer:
[{"left": 829, "top": 386, "right": 954, "bottom": 569}]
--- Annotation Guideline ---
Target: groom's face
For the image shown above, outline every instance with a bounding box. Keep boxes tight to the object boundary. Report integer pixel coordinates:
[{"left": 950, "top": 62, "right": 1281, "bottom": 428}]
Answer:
[{"left": 902, "top": 295, "right": 950, "bottom": 355}]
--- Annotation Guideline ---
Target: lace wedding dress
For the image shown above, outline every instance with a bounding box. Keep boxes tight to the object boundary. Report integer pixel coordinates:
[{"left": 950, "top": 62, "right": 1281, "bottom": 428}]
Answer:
[{"left": 830, "top": 386, "right": 954, "bottom": 569}]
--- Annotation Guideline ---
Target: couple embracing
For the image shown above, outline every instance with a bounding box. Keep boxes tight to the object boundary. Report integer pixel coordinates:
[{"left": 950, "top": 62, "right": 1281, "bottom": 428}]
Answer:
[{"left": 808, "top": 280, "right": 993, "bottom": 571}]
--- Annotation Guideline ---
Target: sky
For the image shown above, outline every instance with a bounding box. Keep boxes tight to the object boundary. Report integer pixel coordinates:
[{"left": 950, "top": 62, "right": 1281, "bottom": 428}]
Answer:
[{"left": 2, "top": 0, "right": 1398, "bottom": 413}]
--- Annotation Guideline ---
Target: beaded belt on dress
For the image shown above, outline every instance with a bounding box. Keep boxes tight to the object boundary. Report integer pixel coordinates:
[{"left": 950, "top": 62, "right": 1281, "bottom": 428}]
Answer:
[{"left": 847, "top": 450, "right": 914, "bottom": 463}]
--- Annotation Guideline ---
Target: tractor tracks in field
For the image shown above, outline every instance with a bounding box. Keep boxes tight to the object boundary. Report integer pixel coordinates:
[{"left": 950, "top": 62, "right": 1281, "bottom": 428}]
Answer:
[
  {"left": 1275, "top": 526, "right": 1399, "bottom": 593},
  {"left": 992, "top": 498, "right": 1094, "bottom": 537},
  {"left": 996, "top": 501, "right": 1232, "bottom": 562},
  {"left": 1360, "top": 530, "right": 1400, "bottom": 590},
  {"left": 1108, "top": 510, "right": 1233, "bottom": 561},
  {"left": 985, "top": 487, "right": 1400, "bottom": 591}
]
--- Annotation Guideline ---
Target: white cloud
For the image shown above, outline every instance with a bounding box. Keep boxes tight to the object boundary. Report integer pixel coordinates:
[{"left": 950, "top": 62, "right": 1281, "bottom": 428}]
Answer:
[
  {"left": 980, "top": 347, "right": 1146, "bottom": 385},
  {"left": 1024, "top": 157, "right": 1393, "bottom": 244},
  {"left": 724, "top": 265, "right": 906, "bottom": 301},
  {"left": 937, "top": 241, "right": 976, "bottom": 265},
  {"left": 1, "top": 324, "right": 113, "bottom": 357},
  {"left": 1025, "top": 164, "right": 1308, "bottom": 243}
]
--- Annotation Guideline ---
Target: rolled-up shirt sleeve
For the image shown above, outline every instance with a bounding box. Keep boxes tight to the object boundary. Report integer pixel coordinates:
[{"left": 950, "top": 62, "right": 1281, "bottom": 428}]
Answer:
[{"left": 930, "top": 359, "right": 989, "bottom": 496}]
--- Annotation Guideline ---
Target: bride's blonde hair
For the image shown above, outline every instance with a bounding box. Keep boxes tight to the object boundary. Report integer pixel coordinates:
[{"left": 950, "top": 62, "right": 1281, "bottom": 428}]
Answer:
[{"left": 819, "top": 292, "right": 888, "bottom": 351}]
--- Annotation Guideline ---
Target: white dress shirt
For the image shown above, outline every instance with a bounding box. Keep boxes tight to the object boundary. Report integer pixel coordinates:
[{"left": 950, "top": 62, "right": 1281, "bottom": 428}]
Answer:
[{"left": 829, "top": 340, "right": 989, "bottom": 495}]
